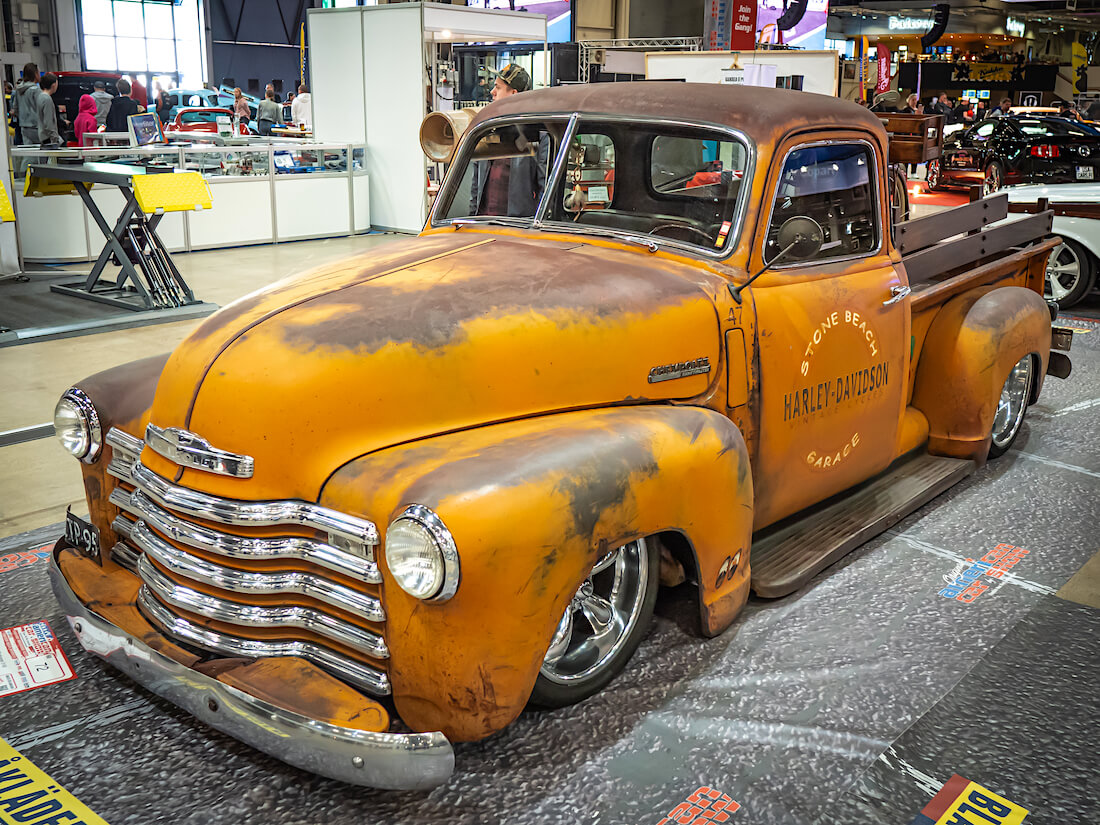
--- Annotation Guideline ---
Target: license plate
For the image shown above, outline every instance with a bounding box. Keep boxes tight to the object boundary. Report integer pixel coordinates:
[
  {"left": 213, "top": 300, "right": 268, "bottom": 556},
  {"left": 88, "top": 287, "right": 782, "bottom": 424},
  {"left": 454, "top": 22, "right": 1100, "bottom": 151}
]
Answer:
[
  {"left": 1076, "top": 165, "right": 1094, "bottom": 180},
  {"left": 64, "top": 509, "right": 100, "bottom": 562}
]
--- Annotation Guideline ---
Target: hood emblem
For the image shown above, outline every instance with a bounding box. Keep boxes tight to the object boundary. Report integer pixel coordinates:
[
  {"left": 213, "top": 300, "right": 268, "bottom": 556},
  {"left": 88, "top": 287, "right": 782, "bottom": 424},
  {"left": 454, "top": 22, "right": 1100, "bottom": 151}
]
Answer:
[
  {"left": 144, "top": 423, "right": 255, "bottom": 478},
  {"left": 648, "top": 357, "right": 711, "bottom": 384}
]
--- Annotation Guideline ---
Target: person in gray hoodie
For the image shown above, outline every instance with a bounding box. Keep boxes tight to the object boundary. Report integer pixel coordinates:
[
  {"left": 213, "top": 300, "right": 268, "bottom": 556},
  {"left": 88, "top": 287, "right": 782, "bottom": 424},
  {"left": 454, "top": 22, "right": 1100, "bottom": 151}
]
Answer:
[
  {"left": 91, "top": 80, "right": 113, "bottom": 129},
  {"left": 12, "top": 62, "right": 40, "bottom": 145},
  {"left": 35, "top": 73, "right": 61, "bottom": 147}
]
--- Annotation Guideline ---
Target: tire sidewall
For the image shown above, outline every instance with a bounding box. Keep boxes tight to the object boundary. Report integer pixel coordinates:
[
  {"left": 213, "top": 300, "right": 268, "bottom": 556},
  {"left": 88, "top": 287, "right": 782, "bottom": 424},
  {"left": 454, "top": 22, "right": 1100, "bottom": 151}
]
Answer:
[
  {"left": 988, "top": 355, "right": 1035, "bottom": 459},
  {"left": 529, "top": 538, "right": 661, "bottom": 709},
  {"left": 1045, "top": 238, "right": 1097, "bottom": 308}
]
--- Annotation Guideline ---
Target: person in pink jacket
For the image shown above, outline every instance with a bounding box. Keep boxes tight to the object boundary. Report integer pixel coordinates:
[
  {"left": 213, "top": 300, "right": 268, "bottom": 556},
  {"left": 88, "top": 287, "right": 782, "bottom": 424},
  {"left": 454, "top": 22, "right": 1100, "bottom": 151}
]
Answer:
[{"left": 74, "top": 93, "right": 98, "bottom": 146}]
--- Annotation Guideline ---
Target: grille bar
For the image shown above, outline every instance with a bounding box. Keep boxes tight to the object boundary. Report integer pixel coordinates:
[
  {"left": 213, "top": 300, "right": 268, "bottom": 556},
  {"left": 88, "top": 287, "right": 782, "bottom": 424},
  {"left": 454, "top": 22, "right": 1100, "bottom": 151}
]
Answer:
[
  {"left": 111, "top": 486, "right": 381, "bottom": 583},
  {"left": 131, "top": 461, "right": 380, "bottom": 546},
  {"left": 138, "top": 555, "right": 389, "bottom": 660},
  {"left": 130, "top": 520, "right": 385, "bottom": 623},
  {"left": 137, "top": 588, "right": 391, "bottom": 697}
]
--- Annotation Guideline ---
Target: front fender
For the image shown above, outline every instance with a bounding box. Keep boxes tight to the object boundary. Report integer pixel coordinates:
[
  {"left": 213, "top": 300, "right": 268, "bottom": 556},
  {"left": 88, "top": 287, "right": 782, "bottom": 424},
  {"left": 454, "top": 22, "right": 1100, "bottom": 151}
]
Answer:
[
  {"left": 912, "top": 286, "right": 1050, "bottom": 462},
  {"left": 320, "top": 405, "right": 753, "bottom": 742},
  {"left": 71, "top": 354, "right": 171, "bottom": 550}
]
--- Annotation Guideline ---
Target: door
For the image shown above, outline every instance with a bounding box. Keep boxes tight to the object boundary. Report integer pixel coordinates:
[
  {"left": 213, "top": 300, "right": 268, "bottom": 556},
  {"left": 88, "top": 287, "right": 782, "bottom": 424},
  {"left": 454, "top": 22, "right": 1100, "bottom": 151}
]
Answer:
[{"left": 749, "top": 137, "right": 910, "bottom": 530}]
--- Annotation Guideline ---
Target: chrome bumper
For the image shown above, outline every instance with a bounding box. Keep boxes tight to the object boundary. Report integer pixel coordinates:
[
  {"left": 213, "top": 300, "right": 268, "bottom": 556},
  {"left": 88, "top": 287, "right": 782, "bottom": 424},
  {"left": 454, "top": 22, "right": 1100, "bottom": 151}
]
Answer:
[{"left": 48, "top": 551, "right": 455, "bottom": 790}]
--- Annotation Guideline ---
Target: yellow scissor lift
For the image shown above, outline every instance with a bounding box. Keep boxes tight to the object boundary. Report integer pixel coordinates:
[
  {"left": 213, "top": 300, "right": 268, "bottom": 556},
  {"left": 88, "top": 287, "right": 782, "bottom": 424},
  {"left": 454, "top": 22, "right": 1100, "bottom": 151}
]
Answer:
[{"left": 24, "top": 163, "right": 213, "bottom": 311}]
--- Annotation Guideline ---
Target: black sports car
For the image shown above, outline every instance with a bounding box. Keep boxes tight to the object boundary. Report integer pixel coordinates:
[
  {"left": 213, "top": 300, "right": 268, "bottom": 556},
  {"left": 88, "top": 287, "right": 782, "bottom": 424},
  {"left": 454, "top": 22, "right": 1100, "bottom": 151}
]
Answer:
[{"left": 926, "top": 116, "right": 1100, "bottom": 194}]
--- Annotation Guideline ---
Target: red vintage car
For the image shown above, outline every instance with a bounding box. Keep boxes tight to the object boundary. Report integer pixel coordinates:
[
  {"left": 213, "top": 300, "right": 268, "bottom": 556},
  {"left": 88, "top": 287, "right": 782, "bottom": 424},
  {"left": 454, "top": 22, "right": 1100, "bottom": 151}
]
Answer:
[{"left": 164, "top": 107, "right": 251, "bottom": 136}]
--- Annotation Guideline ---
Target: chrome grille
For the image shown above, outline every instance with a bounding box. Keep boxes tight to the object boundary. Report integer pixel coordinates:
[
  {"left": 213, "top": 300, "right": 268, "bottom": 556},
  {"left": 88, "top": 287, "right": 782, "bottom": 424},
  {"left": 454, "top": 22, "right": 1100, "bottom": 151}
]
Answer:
[{"left": 104, "top": 427, "right": 390, "bottom": 697}]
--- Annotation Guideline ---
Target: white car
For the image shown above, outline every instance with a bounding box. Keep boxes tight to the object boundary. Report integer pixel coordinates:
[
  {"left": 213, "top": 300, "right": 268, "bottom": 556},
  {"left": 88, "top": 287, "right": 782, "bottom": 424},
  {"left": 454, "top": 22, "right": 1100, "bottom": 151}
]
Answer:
[{"left": 1003, "top": 182, "right": 1100, "bottom": 308}]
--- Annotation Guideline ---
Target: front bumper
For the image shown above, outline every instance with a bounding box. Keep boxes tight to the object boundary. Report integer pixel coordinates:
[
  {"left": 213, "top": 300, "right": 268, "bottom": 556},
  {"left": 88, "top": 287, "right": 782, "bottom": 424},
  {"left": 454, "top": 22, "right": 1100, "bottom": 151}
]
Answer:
[{"left": 48, "top": 545, "right": 455, "bottom": 790}]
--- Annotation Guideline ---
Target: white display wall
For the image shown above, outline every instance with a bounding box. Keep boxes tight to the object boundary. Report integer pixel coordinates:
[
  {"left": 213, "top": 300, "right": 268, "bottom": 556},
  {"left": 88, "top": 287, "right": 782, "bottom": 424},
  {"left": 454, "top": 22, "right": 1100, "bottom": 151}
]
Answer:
[
  {"left": 645, "top": 50, "right": 841, "bottom": 97},
  {"left": 307, "top": 2, "right": 547, "bottom": 234}
]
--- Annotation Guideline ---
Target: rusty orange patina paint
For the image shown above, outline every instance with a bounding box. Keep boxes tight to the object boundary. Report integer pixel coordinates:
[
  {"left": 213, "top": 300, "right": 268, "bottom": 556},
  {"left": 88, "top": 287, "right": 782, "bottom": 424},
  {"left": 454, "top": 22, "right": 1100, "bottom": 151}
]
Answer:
[{"left": 320, "top": 406, "right": 752, "bottom": 741}]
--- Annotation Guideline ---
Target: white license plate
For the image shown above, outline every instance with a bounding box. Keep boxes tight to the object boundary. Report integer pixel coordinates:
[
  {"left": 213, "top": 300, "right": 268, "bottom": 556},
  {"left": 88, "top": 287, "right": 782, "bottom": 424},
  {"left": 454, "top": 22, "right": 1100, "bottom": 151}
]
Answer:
[{"left": 1076, "top": 165, "right": 1094, "bottom": 180}]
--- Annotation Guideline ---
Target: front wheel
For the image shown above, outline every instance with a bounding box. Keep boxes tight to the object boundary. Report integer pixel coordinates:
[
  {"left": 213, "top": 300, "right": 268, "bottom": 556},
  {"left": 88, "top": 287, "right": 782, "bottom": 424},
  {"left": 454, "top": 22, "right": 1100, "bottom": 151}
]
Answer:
[
  {"left": 983, "top": 160, "right": 1005, "bottom": 195},
  {"left": 989, "top": 355, "right": 1034, "bottom": 459},
  {"left": 926, "top": 159, "right": 944, "bottom": 191},
  {"left": 1045, "top": 238, "right": 1097, "bottom": 309},
  {"left": 530, "top": 537, "right": 659, "bottom": 709}
]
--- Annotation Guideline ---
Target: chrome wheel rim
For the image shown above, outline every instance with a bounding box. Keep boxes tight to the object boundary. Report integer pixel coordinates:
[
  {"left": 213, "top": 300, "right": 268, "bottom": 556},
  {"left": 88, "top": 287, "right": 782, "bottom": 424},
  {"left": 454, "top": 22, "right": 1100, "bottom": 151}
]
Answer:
[
  {"left": 1044, "top": 243, "right": 1083, "bottom": 302},
  {"left": 991, "top": 356, "right": 1033, "bottom": 451},
  {"left": 927, "top": 160, "right": 940, "bottom": 188},
  {"left": 540, "top": 538, "right": 649, "bottom": 685},
  {"left": 984, "top": 164, "right": 1002, "bottom": 194}
]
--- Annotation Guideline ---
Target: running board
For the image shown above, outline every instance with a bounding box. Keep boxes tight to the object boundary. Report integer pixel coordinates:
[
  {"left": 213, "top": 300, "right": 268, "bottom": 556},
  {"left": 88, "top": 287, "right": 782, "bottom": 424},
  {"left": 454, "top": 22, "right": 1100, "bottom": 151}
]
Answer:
[{"left": 750, "top": 453, "right": 975, "bottom": 598}]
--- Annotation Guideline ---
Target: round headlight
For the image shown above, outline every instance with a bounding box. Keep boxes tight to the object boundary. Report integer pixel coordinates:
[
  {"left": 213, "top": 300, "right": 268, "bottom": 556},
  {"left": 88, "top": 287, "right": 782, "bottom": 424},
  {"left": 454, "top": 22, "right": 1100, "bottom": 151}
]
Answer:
[
  {"left": 385, "top": 505, "right": 459, "bottom": 601},
  {"left": 54, "top": 388, "right": 102, "bottom": 463}
]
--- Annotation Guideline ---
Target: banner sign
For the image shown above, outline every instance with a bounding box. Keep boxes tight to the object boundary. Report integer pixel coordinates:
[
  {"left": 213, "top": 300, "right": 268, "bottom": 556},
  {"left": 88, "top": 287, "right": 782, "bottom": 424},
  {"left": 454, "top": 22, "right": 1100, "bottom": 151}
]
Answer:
[
  {"left": 1073, "top": 41, "right": 1088, "bottom": 94},
  {"left": 704, "top": 0, "right": 734, "bottom": 50},
  {"left": 731, "top": 0, "right": 758, "bottom": 50},
  {"left": 876, "top": 50, "right": 891, "bottom": 94},
  {"left": 952, "top": 62, "right": 1016, "bottom": 84}
]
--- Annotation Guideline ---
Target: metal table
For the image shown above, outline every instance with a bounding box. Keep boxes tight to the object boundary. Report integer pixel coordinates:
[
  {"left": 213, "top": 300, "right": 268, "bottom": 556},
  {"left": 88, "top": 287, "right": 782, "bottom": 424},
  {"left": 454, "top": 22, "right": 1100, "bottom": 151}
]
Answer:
[{"left": 25, "top": 161, "right": 211, "bottom": 312}]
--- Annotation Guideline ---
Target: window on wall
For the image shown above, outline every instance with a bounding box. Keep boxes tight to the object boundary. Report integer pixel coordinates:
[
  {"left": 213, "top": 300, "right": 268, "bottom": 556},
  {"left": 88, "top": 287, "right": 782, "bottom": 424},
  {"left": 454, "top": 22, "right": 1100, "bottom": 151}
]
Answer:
[{"left": 80, "top": 0, "right": 207, "bottom": 88}]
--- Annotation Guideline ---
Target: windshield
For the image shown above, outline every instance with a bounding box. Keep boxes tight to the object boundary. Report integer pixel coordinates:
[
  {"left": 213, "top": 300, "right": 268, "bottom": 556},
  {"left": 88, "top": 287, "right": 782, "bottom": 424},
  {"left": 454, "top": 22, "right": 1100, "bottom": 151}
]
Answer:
[
  {"left": 434, "top": 117, "right": 751, "bottom": 254},
  {"left": 181, "top": 111, "right": 225, "bottom": 124},
  {"left": 1014, "top": 119, "right": 1100, "bottom": 138}
]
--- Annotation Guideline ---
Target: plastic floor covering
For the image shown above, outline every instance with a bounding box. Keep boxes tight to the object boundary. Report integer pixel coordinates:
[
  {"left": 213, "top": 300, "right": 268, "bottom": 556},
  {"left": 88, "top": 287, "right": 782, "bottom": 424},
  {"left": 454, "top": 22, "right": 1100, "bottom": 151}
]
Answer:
[{"left": 0, "top": 320, "right": 1097, "bottom": 825}]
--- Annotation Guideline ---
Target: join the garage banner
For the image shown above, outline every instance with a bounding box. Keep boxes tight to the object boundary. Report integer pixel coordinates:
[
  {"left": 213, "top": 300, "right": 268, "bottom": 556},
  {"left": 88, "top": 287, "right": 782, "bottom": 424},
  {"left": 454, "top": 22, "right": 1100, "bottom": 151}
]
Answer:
[{"left": 706, "top": 0, "right": 830, "bottom": 51}]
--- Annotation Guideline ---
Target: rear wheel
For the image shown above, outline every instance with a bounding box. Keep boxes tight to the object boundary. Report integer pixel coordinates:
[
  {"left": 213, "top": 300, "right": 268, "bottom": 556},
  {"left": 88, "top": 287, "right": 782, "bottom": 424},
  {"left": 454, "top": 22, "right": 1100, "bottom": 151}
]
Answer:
[
  {"left": 926, "top": 159, "right": 944, "bottom": 191},
  {"left": 1044, "top": 238, "right": 1096, "bottom": 309},
  {"left": 983, "top": 160, "right": 1005, "bottom": 195},
  {"left": 989, "top": 355, "right": 1034, "bottom": 459},
  {"left": 531, "top": 537, "right": 659, "bottom": 708}
]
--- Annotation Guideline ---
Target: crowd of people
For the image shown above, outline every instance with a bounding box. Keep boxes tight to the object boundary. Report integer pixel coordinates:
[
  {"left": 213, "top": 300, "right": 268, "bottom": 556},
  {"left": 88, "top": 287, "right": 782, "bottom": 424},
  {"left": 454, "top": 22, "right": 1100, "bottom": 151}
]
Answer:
[
  {"left": 7, "top": 64, "right": 312, "bottom": 148},
  {"left": 859, "top": 89, "right": 1100, "bottom": 124}
]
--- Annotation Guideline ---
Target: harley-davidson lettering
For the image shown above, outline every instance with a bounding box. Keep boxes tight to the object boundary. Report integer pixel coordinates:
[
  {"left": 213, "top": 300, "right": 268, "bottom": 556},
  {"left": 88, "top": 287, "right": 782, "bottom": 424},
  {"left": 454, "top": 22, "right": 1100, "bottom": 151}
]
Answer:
[
  {"left": 648, "top": 357, "right": 711, "bottom": 383},
  {"left": 784, "top": 361, "right": 889, "bottom": 422}
]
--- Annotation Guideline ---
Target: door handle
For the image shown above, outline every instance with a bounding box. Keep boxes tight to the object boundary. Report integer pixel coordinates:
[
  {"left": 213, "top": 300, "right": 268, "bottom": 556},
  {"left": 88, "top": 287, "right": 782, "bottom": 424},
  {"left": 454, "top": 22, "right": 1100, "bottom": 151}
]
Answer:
[{"left": 883, "top": 285, "right": 911, "bottom": 306}]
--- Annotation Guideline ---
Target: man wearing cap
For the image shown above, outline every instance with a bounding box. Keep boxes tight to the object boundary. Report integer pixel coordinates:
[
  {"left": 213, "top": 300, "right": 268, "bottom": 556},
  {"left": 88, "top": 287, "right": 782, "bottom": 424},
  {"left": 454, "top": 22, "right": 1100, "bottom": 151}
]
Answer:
[
  {"left": 469, "top": 63, "right": 549, "bottom": 218},
  {"left": 91, "top": 80, "right": 113, "bottom": 128}
]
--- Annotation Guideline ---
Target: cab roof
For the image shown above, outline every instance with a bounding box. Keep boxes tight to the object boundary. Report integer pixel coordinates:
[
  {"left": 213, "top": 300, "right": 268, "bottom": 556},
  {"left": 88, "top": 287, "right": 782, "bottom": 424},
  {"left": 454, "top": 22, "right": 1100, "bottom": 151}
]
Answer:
[{"left": 471, "top": 82, "right": 886, "bottom": 146}]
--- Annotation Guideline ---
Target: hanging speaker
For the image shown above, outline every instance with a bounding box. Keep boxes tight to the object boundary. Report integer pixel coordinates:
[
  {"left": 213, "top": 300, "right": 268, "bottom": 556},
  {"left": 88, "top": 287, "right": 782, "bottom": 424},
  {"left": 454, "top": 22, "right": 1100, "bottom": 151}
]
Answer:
[
  {"left": 921, "top": 4, "right": 950, "bottom": 49},
  {"left": 776, "top": 0, "right": 809, "bottom": 30}
]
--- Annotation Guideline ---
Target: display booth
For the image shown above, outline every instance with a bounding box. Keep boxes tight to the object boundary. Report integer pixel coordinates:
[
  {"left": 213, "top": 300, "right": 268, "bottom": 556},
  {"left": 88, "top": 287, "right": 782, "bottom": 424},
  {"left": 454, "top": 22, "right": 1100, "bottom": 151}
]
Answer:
[
  {"left": 645, "top": 49, "right": 841, "bottom": 97},
  {"left": 307, "top": 1, "right": 547, "bottom": 233}
]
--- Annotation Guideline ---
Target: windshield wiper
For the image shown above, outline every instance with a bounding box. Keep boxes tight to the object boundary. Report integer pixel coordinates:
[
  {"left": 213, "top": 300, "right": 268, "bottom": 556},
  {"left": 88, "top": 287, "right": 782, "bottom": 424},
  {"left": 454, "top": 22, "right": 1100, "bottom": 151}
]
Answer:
[{"left": 449, "top": 217, "right": 524, "bottom": 229}]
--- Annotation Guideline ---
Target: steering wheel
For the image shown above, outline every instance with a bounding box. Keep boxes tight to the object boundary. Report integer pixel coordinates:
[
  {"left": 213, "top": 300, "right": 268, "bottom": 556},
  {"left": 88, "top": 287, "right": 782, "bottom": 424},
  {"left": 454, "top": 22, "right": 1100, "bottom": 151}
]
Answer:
[{"left": 648, "top": 223, "right": 713, "bottom": 243}]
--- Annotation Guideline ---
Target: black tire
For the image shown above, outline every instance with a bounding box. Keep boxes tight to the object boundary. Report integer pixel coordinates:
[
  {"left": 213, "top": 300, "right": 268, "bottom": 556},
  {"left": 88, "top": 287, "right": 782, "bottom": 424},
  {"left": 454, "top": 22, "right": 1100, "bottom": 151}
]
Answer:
[
  {"left": 989, "top": 355, "right": 1034, "bottom": 459},
  {"left": 926, "top": 159, "right": 944, "bottom": 192},
  {"left": 983, "top": 160, "right": 1005, "bottom": 195},
  {"left": 1044, "top": 238, "right": 1097, "bottom": 309},
  {"left": 530, "top": 537, "right": 659, "bottom": 709},
  {"left": 890, "top": 167, "right": 910, "bottom": 226}
]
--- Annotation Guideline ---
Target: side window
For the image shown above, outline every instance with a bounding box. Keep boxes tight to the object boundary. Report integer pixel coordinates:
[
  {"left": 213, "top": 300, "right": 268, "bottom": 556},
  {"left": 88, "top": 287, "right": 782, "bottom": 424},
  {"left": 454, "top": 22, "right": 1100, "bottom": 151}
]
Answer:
[
  {"left": 766, "top": 143, "right": 878, "bottom": 264},
  {"left": 973, "top": 122, "right": 996, "bottom": 141},
  {"left": 651, "top": 136, "right": 745, "bottom": 198},
  {"left": 563, "top": 133, "right": 615, "bottom": 212}
]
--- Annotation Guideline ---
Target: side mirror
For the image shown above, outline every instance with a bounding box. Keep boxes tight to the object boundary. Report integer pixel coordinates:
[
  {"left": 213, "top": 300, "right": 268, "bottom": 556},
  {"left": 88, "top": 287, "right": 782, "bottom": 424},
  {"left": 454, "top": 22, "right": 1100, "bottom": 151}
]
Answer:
[
  {"left": 729, "top": 216, "right": 824, "bottom": 304},
  {"left": 773, "top": 216, "right": 824, "bottom": 263}
]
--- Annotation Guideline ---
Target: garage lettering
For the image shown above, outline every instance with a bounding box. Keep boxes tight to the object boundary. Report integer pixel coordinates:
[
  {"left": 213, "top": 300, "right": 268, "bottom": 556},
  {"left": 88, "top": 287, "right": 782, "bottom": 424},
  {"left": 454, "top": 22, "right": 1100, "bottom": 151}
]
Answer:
[{"left": 784, "top": 361, "right": 890, "bottom": 421}]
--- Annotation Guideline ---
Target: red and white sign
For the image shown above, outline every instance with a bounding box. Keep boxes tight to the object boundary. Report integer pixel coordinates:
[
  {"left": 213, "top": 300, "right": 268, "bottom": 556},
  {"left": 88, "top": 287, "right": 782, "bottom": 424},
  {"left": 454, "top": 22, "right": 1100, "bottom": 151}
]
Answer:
[
  {"left": 1, "top": 621, "right": 76, "bottom": 697},
  {"left": 731, "top": 1, "right": 759, "bottom": 50},
  {"left": 876, "top": 50, "right": 892, "bottom": 94}
]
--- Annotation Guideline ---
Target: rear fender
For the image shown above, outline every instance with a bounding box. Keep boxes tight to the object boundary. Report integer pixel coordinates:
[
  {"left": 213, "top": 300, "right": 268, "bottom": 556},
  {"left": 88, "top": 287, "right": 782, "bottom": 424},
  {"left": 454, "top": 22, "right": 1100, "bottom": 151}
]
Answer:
[
  {"left": 320, "top": 405, "right": 753, "bottom": 742},
  {"left": 912, "top": 286, "right": 1050, "bottom": 463}
]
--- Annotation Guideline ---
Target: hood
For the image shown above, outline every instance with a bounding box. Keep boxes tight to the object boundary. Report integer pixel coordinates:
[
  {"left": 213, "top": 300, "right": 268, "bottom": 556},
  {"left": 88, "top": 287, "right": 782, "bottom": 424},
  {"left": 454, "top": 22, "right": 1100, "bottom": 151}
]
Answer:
[
  {"left": 78, "top": 94, "right": 97, "bottom": 114},
  {"left": 143, "top": 234, "right": 723, "bottom": 501}
]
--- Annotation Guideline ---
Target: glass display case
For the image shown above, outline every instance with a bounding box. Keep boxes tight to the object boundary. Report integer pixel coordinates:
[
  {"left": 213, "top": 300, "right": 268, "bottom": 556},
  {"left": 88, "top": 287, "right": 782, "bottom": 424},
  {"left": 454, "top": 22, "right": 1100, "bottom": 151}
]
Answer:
[{"left": 11, "top": 142, "right": 370, "bottom": 261}]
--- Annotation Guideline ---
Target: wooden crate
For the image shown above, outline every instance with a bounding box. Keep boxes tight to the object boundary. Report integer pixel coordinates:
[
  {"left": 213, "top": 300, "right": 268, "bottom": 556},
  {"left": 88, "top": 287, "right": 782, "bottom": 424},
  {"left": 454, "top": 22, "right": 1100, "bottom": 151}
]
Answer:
[{"left": 878, "top": 113, "right": 944, "bottom": 164}]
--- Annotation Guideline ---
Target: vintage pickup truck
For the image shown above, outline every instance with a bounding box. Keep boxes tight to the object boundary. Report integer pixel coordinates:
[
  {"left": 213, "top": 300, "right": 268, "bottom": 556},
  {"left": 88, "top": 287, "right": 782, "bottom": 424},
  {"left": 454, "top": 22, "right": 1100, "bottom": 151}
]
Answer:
[{"left": 50, "top": 84, "right": 1071, "bottom": 790}]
